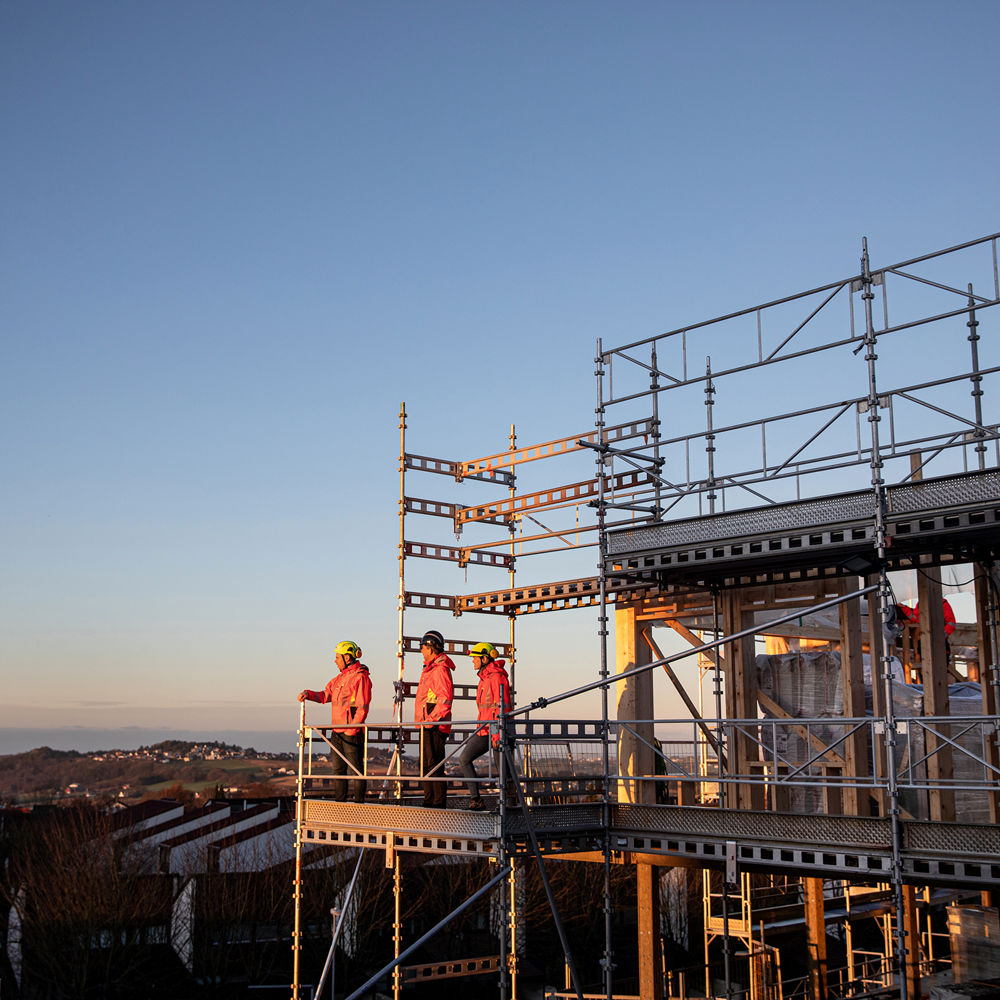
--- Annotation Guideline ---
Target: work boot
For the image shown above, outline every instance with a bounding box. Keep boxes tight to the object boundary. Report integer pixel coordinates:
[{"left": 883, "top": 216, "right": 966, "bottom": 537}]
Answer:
[{"left": 467, "top": 797, "right": 485, "bottom": 811}]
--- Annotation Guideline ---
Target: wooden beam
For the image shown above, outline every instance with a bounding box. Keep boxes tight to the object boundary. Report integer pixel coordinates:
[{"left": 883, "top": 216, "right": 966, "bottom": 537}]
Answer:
[
  {"left": 617, "top": 602, "right": 655, "bottom": 805},
  {"left": 918, "top": 566, "right": 955, "bottom": 822},
  {"left": 840, "top": 582, "right": 870, "bottom": 816},
  {"left": 755, "top": 689, "right": 846, "bottom": 768},
  {"left": 804, "top": 877, "right": 829, "bottom": 1000},
  {"left": 644, "top": 626, "right": 727, "bottom": 769},
  {"left": 637, "top": 863, "right": 663, "bottom": 1000}
]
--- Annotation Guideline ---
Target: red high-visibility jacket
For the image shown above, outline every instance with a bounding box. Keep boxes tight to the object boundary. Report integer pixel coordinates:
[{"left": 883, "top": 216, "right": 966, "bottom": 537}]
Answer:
[
  {"left": 900, "top": 600, "right": 956, "bottom": 636},
  {"left": 302, "top": 662, "right": 372, "bottom": 736},
  {"left": 415, "top": 653, "right": 455, "bottom": 732},
  {"left": 475, "top": 660, "right": 512, "bottom": 747}
]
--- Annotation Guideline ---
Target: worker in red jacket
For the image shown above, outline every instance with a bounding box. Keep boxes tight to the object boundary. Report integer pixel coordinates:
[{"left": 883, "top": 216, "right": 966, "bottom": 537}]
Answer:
[
  {"left": 299, "top": 640, "right": 372, "bottom": 802},
  {"left": 415, "top": 629, "right": 455, "bottom": 808},
  {"left": 458, "top": 641, "right": 512, "bottom": 810}
]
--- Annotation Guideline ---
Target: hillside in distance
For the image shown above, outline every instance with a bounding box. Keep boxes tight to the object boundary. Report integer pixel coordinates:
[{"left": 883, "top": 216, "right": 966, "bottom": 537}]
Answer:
[{"left": 0, "top": 740, "right": 295, "bottom": 805}]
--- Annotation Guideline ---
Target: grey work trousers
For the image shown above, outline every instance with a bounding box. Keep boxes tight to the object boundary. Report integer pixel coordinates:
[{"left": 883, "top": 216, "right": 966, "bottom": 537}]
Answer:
[{"left": 457, "top": 733, "right": 500, "bottom": 799}]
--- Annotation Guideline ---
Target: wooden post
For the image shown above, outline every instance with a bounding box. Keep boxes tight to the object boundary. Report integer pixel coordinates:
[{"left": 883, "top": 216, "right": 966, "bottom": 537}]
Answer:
[
  {"left": 616, "top": 601, "right": 654, "bottom": 805},
  {"left": 722, "top": 589, "right": 763, "bottom": 810},
  {"left": 637, "top": 862, "right": 663, "bottom": 1000},
  {"left": 902, "top": 884, "right": 921, "bottom": 1000},
  {"left": 976, "top": 566, "right": 1000, "bottom": 825},
  {"left": 976, "top": 564, "right": 999, "bottom": 908},
  {"left": 918, "top": 566, "right": 955, "bottom": 821},
  {"left": 866, "top": 573, "right": 889, "bottom": 816},
  {"left": 839, "top": 580, "right": 870, "bottom": 816},
  {"left": 804, "top": 877, "right": 828, "bottom": 1000},
  {"left": 617, "top": 602, "right": 662, "bottom": 998}
]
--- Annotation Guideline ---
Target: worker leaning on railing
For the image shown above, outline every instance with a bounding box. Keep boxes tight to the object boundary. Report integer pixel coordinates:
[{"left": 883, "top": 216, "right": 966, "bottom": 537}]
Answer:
[
  {"left": 298, "top": 640, "right": 372, "bottom": 803},
  {"left": 415, "top": 629, "right": 455, "bottom": 808},
  {"left": 458, "top": 642, "right": 511, "bottom": 811}
]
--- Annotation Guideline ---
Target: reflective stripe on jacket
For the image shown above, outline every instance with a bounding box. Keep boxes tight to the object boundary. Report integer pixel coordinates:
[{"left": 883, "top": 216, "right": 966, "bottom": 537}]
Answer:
[
  {"left": 415, "top": 653, "right": 455, "bottom": 733},
  {"left": 476, "top": 660, "right": 511, "bottom": 746}
]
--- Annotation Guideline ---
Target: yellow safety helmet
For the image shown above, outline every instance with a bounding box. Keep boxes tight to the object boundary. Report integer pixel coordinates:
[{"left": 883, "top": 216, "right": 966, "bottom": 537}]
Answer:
[
  {"left": 335, "top": 640, "right": 361, "bottom": 662},
  {"left": 468, "top": 641, "right": 496, "bottom": 662}
]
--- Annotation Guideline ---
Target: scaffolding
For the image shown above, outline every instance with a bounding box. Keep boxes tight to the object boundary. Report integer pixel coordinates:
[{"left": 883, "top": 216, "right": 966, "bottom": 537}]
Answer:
[{"left": 292, "top": 231, "right": 1000, "bottom": 1000}]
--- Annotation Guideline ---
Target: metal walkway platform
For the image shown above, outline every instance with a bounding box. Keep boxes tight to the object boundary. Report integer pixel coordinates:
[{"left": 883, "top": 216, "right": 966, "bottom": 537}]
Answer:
[
  {"left": 606, "top": 468, "right": 1000, "bottom": 586},
  {"left": 298, "top": 798, "right": 1000, "bottom": 887}
]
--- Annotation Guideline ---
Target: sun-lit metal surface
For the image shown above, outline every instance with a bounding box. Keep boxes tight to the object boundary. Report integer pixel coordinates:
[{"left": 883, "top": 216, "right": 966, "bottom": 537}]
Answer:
[
  {"left": 300, "top": 800, "right": 500, "bottom": 858},
  {"left": 400, "top": 634, "right": 513, "bottom": 657},
  {"left": 456, "top": 469, "right": 650, "bottom": 526},
  {"left": 403, "top": 590, "right": 456, "bottom": 612},
  {"left": 454, "top": 576, "right": 652, "bottom": 616},
  {"left": 403, "top": 540, "right": 513, "bottom": 569},
  {"left": 404, "top": 451, "right": 515, "bottom": 486},
  {"left": 458, "top": 419, "right": 654, "bottom": 477},
  {"left": 401, "top": 956, "right": 501, "bottom": 984},
  {"left": 295, "top": 793, "right": 1000, "bottom": 886}
]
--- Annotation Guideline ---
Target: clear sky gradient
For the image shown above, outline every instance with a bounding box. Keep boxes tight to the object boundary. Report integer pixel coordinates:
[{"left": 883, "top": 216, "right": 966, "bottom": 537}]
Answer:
[{"left": 2, "top": 3, "right": 998, "bottom": 752}]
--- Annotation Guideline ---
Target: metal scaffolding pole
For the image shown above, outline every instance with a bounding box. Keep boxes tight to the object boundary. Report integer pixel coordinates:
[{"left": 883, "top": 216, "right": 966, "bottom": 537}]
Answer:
[
  {"left": 860, "top": 237, "right": 909, "bottom": 1000},
  {"left": 509, "top": 422, "right": 518, "bottom": 705},
  {"left": 394, "top": 402, "right": 407, "bottom": 1000},
  {"left": 344, "top": 866, "right": 511, "bottom": 1000},
  {"left": 968, "top": 285, "right": 987, "bottom": 471},
  {"left": 595, "top": 339, "right": 615, "bottom": 1000},
  {"left": 504, "top": 743, "right": 585, "bottom": 1000},
  {"left": 291, "top": 701, "right": 307, "bottom": 1000}
]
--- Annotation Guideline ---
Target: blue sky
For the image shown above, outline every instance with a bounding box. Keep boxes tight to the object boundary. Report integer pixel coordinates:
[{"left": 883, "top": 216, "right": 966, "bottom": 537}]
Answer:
[{"left": 2, "top": 2, "right": 998, "bottom": 752}]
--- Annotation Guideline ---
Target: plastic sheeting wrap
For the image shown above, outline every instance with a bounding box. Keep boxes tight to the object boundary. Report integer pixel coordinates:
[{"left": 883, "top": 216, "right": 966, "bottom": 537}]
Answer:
[
  {"left": 941, "top": 681, "right": 991, "bottom": 825},
  {"left": 757, "top": 649, "right": 843, "bottom": 718},
  {"left": 756, "top": 652, "right": 990, "bottom": 821},
  {"left": 947, "top": 906, "right": 1000, "bottom": 984},
  {"left": 756, "top": 650, "right": 846, "bottom": 815},
  {"left": 883, "top": 680, "right": 925, "bottom": 820},
  {"left": 888, "top": 681, "right": 989, "bottom": 822}
]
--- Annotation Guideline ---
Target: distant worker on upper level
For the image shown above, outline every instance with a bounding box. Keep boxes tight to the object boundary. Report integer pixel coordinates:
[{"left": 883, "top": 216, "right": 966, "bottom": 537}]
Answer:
[
  {"left": 299, "top": 640, "right": 372, "bottom": 803},
  {"left": 458, "top": 641, "right": 512, "bottom": 811},
  {"left": 415, "top": 629, "right": 454, "bottom": 808}
]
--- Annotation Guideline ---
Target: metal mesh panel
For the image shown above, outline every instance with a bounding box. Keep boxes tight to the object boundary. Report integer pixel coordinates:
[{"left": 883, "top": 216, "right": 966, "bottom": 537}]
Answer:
[
  {"left": 888, "top": 470, "right": 1000, "bottom": 514},
  {"left": 905, "top": 819, "right": 1000, "bottom": 856},
  {"left": 302, "top": 800, "right": 498, "bottom": 839},
  {"left": 608, "top": 469, "right": 999, "bottom": 555},
  {"left": 519, "top": 741, "right": 615, "bottom": 778},
  {"left": 613, "top": 805, "right": 893, "bottom": 848},
  {"left": 609, "top": 491, "right": 876, "bottom": 553},
  {"left": 504, "top": 804, "right": 604, "bottom": 835}
]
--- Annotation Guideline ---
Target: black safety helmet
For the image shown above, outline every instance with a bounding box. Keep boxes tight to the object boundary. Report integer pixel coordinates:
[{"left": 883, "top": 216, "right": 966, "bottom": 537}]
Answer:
[{"left": 420, "top": 629, "right": 445, "bottom": 653}]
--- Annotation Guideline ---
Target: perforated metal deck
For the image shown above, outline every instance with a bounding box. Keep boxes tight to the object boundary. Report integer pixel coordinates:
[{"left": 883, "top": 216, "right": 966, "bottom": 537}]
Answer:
[
  {"left": 300, "top": 800, "right": 500, "bottom": 858},
  {"left": 299, "top": 799, "right": 1000, "bottom": 886},
  {"left": 606, "top": 469, "right": 1000, "bottom": 583}
]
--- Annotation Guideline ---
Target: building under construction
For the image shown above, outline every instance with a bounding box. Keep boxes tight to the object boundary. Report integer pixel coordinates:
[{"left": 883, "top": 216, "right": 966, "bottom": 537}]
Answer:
[{"left": 292, "top": 232, "right": 1000, "bottom": 1000}]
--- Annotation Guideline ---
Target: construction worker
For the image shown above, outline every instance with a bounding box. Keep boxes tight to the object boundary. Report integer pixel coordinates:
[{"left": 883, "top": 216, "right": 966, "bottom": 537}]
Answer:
[
  {"left": 458, "top": 641, "right": 512, "bottom": 810},
  {"left": 298, "top": 640, "right": 372, "bottom": 803},
  {"left": 415, "top": 629, "right": 455, "bottom": 808}
]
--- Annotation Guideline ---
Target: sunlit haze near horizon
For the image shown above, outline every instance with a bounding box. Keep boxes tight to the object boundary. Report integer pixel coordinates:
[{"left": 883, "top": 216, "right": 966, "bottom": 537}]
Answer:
[{"left": 2, "top": 2, "right": 998, "bottom": 755}]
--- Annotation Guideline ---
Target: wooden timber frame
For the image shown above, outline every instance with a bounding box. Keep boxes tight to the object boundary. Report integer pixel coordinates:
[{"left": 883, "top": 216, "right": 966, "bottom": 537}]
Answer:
[{"left": 292, "top": 233, "right": 1000, "bottom": 1000}]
